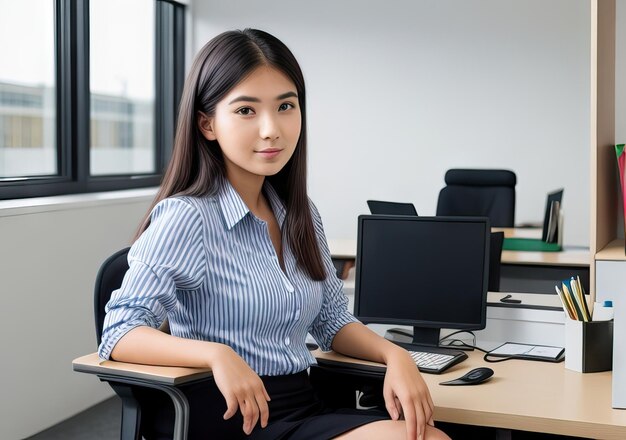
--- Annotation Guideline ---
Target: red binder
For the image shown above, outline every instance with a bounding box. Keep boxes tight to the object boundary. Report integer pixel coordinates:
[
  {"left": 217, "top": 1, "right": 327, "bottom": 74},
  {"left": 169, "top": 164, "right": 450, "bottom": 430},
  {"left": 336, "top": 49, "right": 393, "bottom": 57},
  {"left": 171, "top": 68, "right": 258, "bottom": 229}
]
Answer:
[{"left": 616, "top": 144, "right": 626, "bottom": 254}]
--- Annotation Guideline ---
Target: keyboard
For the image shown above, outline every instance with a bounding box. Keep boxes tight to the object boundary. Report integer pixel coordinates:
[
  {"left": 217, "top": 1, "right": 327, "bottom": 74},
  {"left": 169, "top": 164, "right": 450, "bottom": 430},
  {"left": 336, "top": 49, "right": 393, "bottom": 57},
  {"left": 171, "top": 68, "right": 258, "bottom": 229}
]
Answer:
[
  {"left": 408, "top": 349, "right": 467, "bottom": 374},
  {"left": 384, "top": 340, "right": 468, "bottom": 374}
]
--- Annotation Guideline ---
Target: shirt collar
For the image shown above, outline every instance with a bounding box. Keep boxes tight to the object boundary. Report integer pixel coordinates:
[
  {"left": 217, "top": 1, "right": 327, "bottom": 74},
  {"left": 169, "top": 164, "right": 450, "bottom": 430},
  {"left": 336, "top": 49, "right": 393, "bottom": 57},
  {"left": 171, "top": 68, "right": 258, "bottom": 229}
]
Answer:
[
  {"left": 264, "top": 183, "right": 286, "bottom": 227},
  {"left": 217, "top": 179, "right": 286, "bottom": 230},
  {"left": 218, "top": 180, "right": 250, "bottom": 230}
]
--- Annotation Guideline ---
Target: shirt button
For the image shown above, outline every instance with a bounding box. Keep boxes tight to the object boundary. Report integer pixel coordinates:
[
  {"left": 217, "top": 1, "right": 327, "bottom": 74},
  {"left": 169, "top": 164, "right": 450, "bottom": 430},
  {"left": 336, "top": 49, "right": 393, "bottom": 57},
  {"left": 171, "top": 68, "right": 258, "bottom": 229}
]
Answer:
[{"left": 285, "top": 337, "right": 290, "bottom": 346}]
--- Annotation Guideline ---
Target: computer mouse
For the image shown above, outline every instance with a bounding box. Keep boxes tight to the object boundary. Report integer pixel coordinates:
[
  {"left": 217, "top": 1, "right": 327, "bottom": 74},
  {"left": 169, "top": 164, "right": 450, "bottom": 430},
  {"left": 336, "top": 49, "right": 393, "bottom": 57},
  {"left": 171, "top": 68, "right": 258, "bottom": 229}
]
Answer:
[{"left": 439, "top": 367, "right": 494, "bottom": 386}]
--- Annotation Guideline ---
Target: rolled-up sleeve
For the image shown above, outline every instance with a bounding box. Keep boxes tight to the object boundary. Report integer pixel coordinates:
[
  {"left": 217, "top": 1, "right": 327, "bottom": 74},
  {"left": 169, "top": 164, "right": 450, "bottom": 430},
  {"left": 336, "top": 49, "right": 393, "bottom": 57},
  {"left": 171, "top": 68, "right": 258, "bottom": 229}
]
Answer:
[
  {"left": 98, "top": 198, "right": 206, "bottom": 359},
  {"left": 308, "top": 202, "right": 358, "bottom": 351}
]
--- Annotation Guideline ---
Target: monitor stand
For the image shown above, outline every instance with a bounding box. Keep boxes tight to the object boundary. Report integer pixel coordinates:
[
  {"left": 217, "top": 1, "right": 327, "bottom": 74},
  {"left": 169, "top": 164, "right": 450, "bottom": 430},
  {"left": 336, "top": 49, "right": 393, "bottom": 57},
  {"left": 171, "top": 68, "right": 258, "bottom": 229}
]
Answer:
[
  {"left": 385, "top": 326, "right": 473, "bottom": 352},
  {"left": 385, "top": 326, "right": 440, "bottom": 347}
]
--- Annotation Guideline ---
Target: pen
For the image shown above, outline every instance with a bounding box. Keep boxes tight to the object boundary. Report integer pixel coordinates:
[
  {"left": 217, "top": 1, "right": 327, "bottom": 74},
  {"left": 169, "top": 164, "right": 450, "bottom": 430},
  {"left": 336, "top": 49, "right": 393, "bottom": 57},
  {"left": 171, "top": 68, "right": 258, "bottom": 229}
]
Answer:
[{"left": 500, "top": 294, "right": 522, "bottom": 304}]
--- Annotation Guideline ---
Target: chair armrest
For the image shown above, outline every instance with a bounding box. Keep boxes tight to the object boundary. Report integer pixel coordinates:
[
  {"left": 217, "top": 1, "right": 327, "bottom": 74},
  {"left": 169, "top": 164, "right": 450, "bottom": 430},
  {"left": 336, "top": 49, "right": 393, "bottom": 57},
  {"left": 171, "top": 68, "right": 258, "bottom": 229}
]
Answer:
[{"left": 72, "top": 353, "right": 213, "bottom": 386}]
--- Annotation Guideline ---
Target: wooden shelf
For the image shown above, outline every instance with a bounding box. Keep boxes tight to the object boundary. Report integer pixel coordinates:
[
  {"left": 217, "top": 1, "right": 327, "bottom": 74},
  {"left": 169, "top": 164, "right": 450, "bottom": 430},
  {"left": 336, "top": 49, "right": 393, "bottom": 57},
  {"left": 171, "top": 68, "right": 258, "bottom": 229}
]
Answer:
[
  {"left": 596, "top": 238, "right": 626, "bottom": 261},
  {"left": 501, "top": 248, "right": 590, "bottom": 267},
  {"left": 589, "top": 0, "right": 616, "bottom": 299}
]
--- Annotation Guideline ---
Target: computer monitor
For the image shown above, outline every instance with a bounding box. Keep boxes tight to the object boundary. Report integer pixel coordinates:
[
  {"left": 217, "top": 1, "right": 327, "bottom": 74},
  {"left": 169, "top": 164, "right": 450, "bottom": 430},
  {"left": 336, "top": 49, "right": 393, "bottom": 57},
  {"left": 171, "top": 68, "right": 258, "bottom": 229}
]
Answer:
[
  {"left": 367, "top": 200, "right": 418, "bottom": 216},
  {"left": 354, "top": 215, "right": 490, "bottom": 348},
  {"left": 541, "top": 189, "right": 563, "bottom": 242}
]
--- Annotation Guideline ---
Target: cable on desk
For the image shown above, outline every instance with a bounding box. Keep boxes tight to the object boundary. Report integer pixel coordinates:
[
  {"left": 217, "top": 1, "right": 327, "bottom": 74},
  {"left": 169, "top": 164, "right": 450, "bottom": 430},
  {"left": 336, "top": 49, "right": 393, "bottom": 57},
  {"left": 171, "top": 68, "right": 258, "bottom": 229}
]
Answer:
[
  {"left": 438, "top": 330, "right": 518, "bottom": 363},
  {"left": 439, "top": 330, "right": 477, "bottom": 350}
]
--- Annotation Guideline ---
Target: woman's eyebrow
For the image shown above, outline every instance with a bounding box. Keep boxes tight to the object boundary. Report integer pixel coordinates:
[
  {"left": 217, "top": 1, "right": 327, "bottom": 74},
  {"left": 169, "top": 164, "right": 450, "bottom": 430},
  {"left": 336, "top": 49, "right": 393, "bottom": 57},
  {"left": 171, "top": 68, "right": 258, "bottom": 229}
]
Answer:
[
  {"left": 228, "top": 91, "right": 297, "bottom": 105},
  {"left": 276, "top": 91, "right": 297, "bottom": 100},
  {"left": 228, "top": 95, "right": 260, "bottom": 105}
]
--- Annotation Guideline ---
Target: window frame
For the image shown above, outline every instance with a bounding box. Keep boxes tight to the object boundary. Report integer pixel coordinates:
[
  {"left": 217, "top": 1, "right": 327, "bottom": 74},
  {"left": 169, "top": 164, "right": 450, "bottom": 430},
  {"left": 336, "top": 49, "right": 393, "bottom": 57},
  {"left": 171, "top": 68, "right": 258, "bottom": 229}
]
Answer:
[{"left": 0, "top": 0, "right": 185, "bottom": 200}]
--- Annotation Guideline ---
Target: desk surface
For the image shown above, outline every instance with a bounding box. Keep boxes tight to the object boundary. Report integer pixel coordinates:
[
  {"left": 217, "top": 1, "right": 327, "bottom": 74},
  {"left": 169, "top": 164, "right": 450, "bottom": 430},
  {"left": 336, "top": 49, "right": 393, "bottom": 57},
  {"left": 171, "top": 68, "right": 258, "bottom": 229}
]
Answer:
[
  {"left": 328, "top": 231, "right": 590, "bottom": 267},
  {"left": 314, "top": 349, "right": 626, "bottom": 439}
]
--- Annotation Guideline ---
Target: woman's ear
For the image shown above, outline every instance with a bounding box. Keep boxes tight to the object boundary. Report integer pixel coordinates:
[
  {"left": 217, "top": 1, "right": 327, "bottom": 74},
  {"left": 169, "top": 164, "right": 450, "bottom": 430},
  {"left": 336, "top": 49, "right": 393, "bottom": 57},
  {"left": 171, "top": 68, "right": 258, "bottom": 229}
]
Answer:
[{"left": 197, "top": 112, "right": 217, "bottom": 141}]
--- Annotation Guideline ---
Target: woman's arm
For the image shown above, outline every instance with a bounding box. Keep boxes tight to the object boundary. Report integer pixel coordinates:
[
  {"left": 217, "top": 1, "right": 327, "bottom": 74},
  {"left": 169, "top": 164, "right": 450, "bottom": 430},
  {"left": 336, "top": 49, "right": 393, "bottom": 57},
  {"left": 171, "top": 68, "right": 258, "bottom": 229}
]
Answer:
[
  {"left": 111, "top": 326, "right": 270, "bottom": 435},
  {"left": 331, "top": 322, "right": 434, "bottom": 440},
  {"left": 111, "top": 325, "right": 222, "bottom": 367}
]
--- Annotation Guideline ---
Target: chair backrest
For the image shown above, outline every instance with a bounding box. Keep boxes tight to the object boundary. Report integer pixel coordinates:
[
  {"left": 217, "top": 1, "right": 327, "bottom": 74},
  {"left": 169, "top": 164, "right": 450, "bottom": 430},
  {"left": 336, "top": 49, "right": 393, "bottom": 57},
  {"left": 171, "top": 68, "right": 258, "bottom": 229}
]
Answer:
[
  {"left": 94, "top": 247, "right": 130, "bottom": 346},
  {"left": 367, "top": 200, "right": 418, "bottom": 216},
  {"left": 488, "top": 232, "right": 504, "bottom": 292},
  {"left": 436, "top": 169, "right": 516, "bottom": 227}
]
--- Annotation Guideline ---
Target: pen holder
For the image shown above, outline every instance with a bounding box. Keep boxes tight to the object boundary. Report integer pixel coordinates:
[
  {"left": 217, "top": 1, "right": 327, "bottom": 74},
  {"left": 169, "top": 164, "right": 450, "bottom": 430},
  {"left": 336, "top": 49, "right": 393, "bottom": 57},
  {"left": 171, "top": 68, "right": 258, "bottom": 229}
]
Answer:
[{"left": 564, "top": 318, "right": 613, "bottom": 373}]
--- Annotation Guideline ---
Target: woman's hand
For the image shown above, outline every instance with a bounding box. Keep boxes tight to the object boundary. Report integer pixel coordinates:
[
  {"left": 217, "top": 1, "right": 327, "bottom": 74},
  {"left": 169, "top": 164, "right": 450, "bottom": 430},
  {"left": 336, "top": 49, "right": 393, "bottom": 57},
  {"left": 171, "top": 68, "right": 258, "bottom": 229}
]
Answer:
[
  {"left": 209, "top": 344, "right": 271, "bottom": 435},
  {"left": 331, "top": 323, "right": 437, "bottom": 439},
  {"left": 383, "top": 347, "right": 435, "bottom": 440}
]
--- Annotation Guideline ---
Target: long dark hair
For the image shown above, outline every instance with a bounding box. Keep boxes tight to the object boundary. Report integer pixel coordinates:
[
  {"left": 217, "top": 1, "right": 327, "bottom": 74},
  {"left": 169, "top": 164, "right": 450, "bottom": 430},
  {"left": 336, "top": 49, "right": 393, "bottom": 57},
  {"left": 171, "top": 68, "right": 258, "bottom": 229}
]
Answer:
[{"left": 136, "top": 29, "right": 326, "bottom": 281}]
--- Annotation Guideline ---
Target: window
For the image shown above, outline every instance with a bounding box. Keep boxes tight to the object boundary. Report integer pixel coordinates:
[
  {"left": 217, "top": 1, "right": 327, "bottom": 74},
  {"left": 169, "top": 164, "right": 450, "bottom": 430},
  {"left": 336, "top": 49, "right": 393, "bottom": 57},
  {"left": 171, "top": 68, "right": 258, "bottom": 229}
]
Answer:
[
  {"left": 90, "top": 0, "right": 155, "bottom": 175},
  {"left": 0, "top": 0, "right": 185, "bottom": 199},
  {"left": 0, "top": 1, "right": 56, "bottom": 178}
]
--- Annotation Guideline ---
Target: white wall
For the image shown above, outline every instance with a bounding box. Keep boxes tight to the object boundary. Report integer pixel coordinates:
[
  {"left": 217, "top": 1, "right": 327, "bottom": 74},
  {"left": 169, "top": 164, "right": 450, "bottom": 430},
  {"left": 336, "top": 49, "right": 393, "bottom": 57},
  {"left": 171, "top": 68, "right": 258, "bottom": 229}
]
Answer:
[
  {"left": 191, "top": 0, "right": 592, "bottom": 246},
  {"left": 0, "top": 192, "right": 153, "bottom": 440}
]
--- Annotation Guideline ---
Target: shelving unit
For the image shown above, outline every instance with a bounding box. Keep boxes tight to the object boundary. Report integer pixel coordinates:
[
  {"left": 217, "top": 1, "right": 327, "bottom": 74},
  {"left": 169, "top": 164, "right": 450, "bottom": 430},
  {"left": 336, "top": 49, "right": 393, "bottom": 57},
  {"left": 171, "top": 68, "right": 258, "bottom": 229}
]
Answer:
[
  {"left": 590, "top": 0, "right": 626, "bottom": 410},
  {"left": 591, "top": 0, "right": 618, "bottom": 298}
]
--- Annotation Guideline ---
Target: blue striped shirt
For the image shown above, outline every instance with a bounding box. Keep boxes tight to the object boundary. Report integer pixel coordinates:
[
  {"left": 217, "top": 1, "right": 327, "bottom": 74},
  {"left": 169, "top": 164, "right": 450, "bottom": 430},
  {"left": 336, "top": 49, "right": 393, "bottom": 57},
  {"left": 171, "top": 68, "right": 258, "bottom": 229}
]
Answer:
[{"left": 98, "top": 180, "right": 357, "bottom": 375}]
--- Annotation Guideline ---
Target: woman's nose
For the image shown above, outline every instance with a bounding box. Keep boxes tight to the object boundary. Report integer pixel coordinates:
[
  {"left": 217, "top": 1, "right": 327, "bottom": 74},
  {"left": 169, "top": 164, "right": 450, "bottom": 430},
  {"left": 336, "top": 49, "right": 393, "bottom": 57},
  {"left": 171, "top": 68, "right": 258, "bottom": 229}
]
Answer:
[{"left": 259, "top": 113, "right": 280, "bottom": 140}]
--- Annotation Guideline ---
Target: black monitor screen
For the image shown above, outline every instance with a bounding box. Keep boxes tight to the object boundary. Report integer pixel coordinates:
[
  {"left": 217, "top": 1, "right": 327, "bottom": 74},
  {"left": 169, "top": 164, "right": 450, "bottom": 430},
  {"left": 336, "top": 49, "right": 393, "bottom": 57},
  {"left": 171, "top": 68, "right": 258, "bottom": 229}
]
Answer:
[{"left": 355, "top": 215, "right": 489, "bottom": 345}]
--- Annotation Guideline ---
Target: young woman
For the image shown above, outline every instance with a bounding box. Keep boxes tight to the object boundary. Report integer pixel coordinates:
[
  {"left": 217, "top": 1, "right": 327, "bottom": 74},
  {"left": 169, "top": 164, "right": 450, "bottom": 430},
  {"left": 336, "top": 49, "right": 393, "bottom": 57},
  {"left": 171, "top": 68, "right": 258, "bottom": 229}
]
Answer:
[{"left": 99, "top": 28, "right": 450, "bottom": 440}]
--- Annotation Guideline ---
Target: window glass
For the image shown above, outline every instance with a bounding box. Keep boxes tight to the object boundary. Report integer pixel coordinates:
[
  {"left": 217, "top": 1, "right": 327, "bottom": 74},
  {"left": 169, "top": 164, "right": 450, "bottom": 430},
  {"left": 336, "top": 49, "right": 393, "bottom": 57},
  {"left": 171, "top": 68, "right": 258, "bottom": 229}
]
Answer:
[
  {"left": 0, "top": 0, "right": 56, "bottom": 178},
  {"left": 89, "top": 0, "right": 155, "bottom": 175}
]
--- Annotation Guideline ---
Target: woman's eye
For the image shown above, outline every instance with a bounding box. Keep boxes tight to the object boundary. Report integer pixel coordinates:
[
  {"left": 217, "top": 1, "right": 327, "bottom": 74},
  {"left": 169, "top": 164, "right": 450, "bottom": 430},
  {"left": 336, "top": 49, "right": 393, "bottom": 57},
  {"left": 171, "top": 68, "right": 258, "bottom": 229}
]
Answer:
[
  {"left": 236, "top": 107, "right": 254, "bottom": 116},
  {"left": 278, "top": 102, "right": 294, "bottom": 112}
]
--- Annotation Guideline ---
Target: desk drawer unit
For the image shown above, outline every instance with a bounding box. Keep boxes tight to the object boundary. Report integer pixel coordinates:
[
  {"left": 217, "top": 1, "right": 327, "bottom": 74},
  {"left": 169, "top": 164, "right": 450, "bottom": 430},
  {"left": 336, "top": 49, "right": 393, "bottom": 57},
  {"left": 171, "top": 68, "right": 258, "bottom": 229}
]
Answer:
[
  {"left": 500, "top": 263, "right": 590, "bottom": 294},
  {"left": 596, "top": 260, "right": 626, "bottom": 409}
]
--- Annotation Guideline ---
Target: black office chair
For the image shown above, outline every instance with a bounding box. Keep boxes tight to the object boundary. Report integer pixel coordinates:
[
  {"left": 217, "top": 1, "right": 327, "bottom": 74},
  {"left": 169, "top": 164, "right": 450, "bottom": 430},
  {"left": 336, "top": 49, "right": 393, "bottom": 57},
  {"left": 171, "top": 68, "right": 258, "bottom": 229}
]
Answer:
[
  {"left": 94, "top": 248, "right": 132, "bottom": 345},
  {"left": 436, "top": 169, "right": 516, "bottom": 227},
  {"left": 367, "top": 200, "right": 418, "bottom": 216},
  {"left": 91, "top": 247, "right": 213, "bottom": 440},
  {"left": 93, "top": 247, "right": 146, "bottom": 439}
]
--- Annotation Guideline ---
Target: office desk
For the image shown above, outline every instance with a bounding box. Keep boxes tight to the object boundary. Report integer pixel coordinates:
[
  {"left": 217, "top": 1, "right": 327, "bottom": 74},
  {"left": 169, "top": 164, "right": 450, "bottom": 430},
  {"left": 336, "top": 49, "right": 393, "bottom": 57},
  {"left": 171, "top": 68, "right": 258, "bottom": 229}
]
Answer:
[
  {"left": 312, "top": 350, "right": 626, "bottom": 439},
  {"left": 328, "top": 234, "right": 591, "bottom": 294},
  {"left": 499, "top": 246, "right": 590, "bottom": 294}
]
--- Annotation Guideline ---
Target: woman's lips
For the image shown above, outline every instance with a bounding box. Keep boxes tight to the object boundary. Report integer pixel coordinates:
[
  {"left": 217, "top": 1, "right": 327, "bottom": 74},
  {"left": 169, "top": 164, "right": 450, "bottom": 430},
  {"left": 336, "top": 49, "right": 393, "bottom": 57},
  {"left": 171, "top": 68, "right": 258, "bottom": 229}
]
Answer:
[{"left": 256, "top": 148, "right": 282, "bottom": 159}]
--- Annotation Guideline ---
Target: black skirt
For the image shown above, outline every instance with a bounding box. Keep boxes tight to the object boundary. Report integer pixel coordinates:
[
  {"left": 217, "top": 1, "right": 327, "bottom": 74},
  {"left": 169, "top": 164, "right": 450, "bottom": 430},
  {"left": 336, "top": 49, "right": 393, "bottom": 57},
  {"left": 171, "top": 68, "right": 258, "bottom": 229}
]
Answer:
[{"left": 138, "top": 369, "right": 389, "bottom": 440}]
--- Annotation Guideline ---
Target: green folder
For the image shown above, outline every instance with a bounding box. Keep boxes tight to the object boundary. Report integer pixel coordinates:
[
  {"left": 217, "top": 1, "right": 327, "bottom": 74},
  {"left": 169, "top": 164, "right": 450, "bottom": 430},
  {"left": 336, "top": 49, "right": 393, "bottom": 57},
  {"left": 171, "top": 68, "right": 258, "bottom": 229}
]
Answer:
[{"left": 502, "top": 238, "right": 562, "bottom": 252}]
